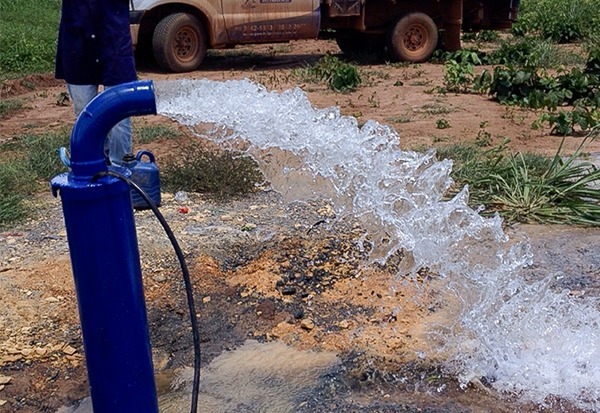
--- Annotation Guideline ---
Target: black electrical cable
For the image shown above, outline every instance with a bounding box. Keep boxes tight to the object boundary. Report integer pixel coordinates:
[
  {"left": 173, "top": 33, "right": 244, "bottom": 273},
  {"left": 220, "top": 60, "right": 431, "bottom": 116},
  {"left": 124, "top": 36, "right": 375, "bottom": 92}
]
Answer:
[{"left": 96, "top": 170, "right": 201, "bottom": 413}]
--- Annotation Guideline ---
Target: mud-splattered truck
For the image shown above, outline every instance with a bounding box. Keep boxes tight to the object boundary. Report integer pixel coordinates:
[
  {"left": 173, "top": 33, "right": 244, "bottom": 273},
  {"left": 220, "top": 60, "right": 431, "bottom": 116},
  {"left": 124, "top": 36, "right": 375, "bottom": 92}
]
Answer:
[{"left": 129, "top": 0, "right": 520, "bottom": 72}]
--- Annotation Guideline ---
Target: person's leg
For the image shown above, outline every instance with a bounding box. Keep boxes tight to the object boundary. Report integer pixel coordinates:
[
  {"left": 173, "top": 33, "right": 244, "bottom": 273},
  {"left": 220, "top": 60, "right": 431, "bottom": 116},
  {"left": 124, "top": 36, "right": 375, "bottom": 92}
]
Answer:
[
  {"left": 107, "top": 118, "right": 133, "bottom": 164},
  {"left": 66, "top": 84, "right": 99, "bottom": 115},
  {"left": 104, "top": 85, "right": 133, "bottom": 164}
]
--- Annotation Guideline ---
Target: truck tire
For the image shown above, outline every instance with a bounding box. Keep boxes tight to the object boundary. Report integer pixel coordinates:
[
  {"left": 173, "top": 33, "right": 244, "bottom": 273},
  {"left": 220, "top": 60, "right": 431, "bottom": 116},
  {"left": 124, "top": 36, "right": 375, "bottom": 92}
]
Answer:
[
  {"left": 152, "top": 13, "right": 206, "bottom": 73},
  {"left": 387, "top": 12, "right": 438, "bottom": 63}
]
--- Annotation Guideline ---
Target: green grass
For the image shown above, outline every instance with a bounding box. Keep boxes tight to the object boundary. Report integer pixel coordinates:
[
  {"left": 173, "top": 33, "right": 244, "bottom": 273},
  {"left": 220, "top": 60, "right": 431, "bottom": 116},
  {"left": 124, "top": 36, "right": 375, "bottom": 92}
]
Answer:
[
  {"left": 0, "top": 0, "right": 61, "bottom": 80},
  {"left": 514, "top": 0, "right": 600, "bottom": 43},
  {"left": 133, "top": 124, "right": 183, "bottom": 145},
  {"left": 0, "top": 130, "right": 69, "bottom": 228},
  {"left": 0, "top": 99, "right": 24, "bottom": 119},
  {"left": 437, "top": 130, "right": 600, "bottom": 225}
]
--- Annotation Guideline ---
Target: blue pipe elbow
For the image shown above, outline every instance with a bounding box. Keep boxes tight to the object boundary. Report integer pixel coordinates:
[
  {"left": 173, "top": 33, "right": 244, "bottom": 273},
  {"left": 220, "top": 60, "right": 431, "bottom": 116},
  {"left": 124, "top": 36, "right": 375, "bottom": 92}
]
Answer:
[{"left": 69, "top": 80, "right": 157, "bottom": 179}]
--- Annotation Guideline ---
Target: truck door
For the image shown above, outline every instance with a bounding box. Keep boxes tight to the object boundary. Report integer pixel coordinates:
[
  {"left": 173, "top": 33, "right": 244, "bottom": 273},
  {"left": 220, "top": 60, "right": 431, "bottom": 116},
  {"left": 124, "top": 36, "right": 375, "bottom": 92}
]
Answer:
[{"left": 221, "top": 0, "right": 320, "bottom": 44}]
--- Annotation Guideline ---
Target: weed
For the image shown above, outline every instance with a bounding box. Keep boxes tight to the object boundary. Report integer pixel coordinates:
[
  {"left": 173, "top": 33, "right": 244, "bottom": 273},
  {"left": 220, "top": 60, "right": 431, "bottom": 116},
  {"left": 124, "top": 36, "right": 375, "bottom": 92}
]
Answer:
[
  {"left": 0, "top": 99, "right": 24, "bottom": 119},
  {"left": 162, "top": 141, "right": 264, "bottom": 198},
  {"left": 419, "top": 103, "right": 453, "bottom": 116},
  {"left": 512, "top": 0, "right": 600, "bottom": 43},
  {"left": 437, "top": 130, "right": 600, "bottom": 225},
  {"left": 368, "top": 93, "right": 380, "bottom": 108},
  {"left": 442, "top": 52, "right": 482, "bottom": 93},
  {"left": 296, "top": 55, "right": 361, "bottom": 92},
  {"left": 436, "top": 118, "right": 451, "bottom": 129},
  {"left": 0, "top": 129, "right": 69, "bottom": 227}
]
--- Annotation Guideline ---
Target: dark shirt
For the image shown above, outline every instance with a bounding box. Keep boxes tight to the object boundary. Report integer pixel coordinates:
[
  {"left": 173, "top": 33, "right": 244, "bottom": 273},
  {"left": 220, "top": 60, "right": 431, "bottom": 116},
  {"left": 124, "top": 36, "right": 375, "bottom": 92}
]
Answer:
[{"left": 55, "top": 0, "right": 137, "bottom": 86}]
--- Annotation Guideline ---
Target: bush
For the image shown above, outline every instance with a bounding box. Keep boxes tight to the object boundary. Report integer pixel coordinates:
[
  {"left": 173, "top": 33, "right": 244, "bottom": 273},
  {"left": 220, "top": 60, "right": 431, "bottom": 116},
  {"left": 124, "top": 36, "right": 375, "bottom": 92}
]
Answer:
[
  {"left": 304, "top": 55, "right": 361, "bottom": 92},
  {"left": 162, "top": 141, "right": 264, "bottom": 197},
  {"left": 512, "top": 0, "right": 600, "bottom": 43}
]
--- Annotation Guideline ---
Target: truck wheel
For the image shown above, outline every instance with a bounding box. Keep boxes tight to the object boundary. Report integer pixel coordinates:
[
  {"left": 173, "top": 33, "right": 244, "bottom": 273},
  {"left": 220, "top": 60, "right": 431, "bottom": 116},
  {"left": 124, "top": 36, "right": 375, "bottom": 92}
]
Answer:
[
  {"left": 153, "top": 13, "right": 206, "bottom": 73},
  {"left": 388, "top": 12, "right": 438, "bottom": 62}
]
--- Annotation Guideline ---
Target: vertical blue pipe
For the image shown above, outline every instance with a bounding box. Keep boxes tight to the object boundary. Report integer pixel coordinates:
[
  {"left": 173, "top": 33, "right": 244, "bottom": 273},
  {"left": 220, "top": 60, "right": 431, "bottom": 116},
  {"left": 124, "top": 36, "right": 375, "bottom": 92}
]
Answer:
[{"left": 51, "top": 80, "right": 159, "bottom": 412}]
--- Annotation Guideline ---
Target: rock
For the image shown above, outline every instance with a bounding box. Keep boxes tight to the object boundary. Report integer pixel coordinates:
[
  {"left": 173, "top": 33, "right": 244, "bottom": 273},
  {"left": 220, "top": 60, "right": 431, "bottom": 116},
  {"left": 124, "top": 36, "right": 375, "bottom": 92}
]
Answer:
[
  {"left": 0, "top": 376, "right": 11, "bottom": 385},
  {"left": 339, "top": 320, "right": 350, "bottom": 329},
  {"left": 281, "top": 286, "right": 296, "bottom": 295},
  {"left": 202, "top": 296, "right": 211, "bottom": 303},
  {"left": 62, "top": 345, "right": 77, "bottom": 355},
  {"left": 300, "top": 318, "right": 314, "bottom": 331}
]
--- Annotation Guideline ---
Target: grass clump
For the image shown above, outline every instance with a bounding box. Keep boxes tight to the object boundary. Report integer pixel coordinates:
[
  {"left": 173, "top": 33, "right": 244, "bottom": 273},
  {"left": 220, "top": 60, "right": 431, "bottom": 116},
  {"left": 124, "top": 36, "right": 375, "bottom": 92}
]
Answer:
[
  {"left": 161, "top": 141, "right": 264, "bottom": 198},
  {"left": 294, "top": 55, "right": 361, "bottom": 92},
  {"left": 0, "top": 130, "right": 69, "bottom": 228},
  {"left": 0, "top": 99, "right": 24, "bottom": 119},
  {"left": 438, "top": 130, "right": 600, "bottom": 225}
]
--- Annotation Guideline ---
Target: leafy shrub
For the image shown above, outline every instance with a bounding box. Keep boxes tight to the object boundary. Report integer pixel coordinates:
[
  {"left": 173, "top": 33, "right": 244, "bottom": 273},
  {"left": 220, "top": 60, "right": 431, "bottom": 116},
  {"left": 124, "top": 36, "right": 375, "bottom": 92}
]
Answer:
[
  {"left": 162, "top": 141, "right": 264, "bottom": 197},
  {"left": 308, "top": 55, "right": 361, "bottom": 92},
  {"left": 512, "top": 0, "right": 600, "bottom": 43},
  {"left": 442, "top": 51, "right": 482, "bottom": 93},
  {"left": 438, "top": 132, "right": 600, "bottom": 225}
]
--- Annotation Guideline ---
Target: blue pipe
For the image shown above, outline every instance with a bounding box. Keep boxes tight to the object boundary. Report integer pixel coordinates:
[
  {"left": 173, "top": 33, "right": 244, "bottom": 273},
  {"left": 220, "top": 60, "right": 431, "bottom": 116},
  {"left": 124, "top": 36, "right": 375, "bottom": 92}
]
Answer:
[
  {"left": 70, "top": 80, "right": 156, "bottom": 179},
  {"left": 51, "top": 80, "right": 159, "bottom": 413}
]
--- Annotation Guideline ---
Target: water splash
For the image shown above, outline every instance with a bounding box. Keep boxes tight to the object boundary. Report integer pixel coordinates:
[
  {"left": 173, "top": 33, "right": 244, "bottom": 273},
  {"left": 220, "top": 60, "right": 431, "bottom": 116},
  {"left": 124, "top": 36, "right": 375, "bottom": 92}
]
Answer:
[{"left": 155, "top": 78, "right": 600, "bottom": 411}]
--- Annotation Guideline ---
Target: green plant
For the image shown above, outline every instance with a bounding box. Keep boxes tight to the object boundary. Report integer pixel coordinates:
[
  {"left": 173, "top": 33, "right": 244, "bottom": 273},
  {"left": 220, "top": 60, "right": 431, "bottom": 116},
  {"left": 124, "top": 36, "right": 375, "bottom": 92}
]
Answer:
[
  {"left": 22, "top": 131, "right": 70, "bottom": 180},
  {"left": 487, "top": 133, "right": 600, "bottom": 225},
  {"left": 538, "top": 106, "right": 600, "bottom": 135},
  {"left": 437, "top": 130, "right": 600, "bottom": 225},
  {"left": 512, "top": 0, "right": 600, "bottom": 43},
  {"left": 0, "top": 0, "right": 61, "bottom": 78},
  {"left": 296, "top": 54, "right": 361, "bottom": 92},
  {"left": 162, "top": 141, "right": 264, "bottom": 197},
  {"left": 442, "top": 52, "right": 482, "bottom": 93},
  {"left": 436, "top": 118, "right": 451, "bottom": 129},
  {"left": 0, "top": 99, "right": 24, "bottom": 119}
]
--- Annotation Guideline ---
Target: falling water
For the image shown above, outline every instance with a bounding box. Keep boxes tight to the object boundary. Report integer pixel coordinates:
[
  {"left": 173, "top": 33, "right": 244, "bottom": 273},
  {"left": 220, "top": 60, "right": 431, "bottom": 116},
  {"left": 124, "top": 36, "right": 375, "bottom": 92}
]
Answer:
[{"left": 155, "top": 78, "right": 600, "bottom": 411}]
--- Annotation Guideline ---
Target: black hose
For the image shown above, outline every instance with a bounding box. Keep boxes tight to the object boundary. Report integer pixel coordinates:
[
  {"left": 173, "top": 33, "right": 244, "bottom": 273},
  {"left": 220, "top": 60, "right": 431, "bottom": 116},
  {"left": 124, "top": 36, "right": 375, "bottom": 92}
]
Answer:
[{"left": 96, "top": 170, "right": 201, "bottom": 413}]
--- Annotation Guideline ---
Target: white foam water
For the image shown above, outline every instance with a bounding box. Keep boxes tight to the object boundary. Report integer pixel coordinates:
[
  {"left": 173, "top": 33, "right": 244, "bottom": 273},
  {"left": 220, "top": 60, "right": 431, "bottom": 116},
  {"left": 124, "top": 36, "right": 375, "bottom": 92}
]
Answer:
[{"left": 155, "top": 78, "right": 600, "bottom": 411}]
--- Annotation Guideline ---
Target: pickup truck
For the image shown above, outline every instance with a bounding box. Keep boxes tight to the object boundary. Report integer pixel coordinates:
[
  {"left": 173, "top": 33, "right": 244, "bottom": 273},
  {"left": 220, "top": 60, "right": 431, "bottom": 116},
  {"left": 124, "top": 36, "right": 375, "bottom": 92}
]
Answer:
[{"left": 129, "top": 0, "right": 520, "bottom": 73}]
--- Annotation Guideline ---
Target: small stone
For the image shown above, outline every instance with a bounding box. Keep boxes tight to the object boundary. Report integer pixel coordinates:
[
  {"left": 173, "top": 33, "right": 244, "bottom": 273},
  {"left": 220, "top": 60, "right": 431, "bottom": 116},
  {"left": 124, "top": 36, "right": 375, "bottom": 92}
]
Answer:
[
  {"left": 339, "top": 320, "right": 350, "bottom": 329},
  {"left": 300, "top": 318, "right": 314, "bottom": 331},
  {"left": 20, "top": 348, "right": 33, "bottom": 357},
  {"left": 0, "top": 400, "right": 6, "bottom": 406},
  {"left": 281, "top": 286, "right": 296, "bottom": 295},
  {"left": 293, "top": 308, "right": 304, "bottom": 319},
  {"left": 202, "top": 296, "right": 211, "bottom": 303},
  {"left": 62, "top": 345, "right": 77, "bottom": 356},
  {"left": 0, "top": 376, "right": 11, "bottom": 385},
  {"left": 44, "top": 297, "right": 60, "bottom": 303},
  {"left": 241, "top": 223, "right": 257, "bottom": 232}
]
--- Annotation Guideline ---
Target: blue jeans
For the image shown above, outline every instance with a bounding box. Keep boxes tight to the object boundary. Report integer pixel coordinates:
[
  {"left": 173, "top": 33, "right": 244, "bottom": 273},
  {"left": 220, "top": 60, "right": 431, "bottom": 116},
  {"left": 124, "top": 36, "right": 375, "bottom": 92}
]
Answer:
[{"left": 67, "top": 84, "right": 133, "bottom": 164}]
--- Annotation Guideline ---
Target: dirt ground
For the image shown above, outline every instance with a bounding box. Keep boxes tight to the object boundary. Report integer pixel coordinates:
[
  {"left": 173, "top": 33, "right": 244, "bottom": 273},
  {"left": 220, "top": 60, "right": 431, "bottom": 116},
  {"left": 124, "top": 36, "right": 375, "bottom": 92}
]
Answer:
[{"left": 1, "top": 39, "right": 599, "bottom": 412}]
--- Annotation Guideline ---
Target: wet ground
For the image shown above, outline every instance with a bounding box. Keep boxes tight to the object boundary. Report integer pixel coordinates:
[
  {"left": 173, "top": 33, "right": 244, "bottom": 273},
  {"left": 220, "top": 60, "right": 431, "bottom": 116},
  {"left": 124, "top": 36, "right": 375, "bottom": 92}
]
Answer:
[{"left": 2, "top": 188, "right": 598, "bottom": 413}]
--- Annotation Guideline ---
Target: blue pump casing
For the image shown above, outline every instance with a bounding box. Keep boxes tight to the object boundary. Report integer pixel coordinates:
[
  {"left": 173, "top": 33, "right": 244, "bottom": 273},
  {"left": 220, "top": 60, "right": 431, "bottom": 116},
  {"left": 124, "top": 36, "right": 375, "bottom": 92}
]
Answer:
[{"left": 51, "top": 80, "right": 159, "bottom": 413}]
